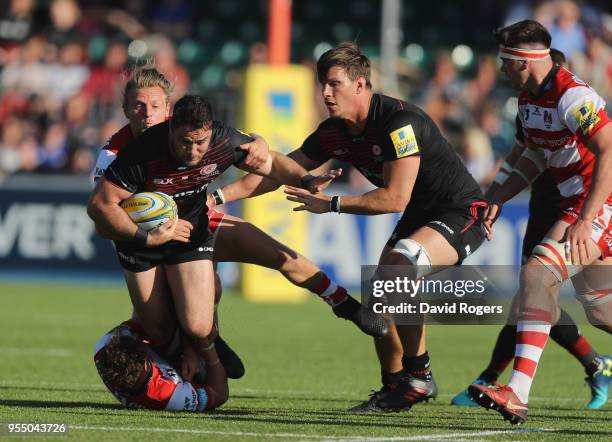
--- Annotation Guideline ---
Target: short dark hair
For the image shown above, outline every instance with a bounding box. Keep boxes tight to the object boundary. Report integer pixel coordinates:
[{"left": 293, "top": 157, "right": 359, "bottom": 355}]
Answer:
[
  {"left": 317, "top": 42, "right": 372, "bottom": 88},
  {"left": 96, "top": 329, "right": 149, "bottom": 394},
  {"left": 171, "top": 95, "right": 213, "bottom": 130},
  {"left": 494, "top": 20, "right": 551, "bottom": 49},
  {"left": 550, "top": 48, "right": 566, "bottom": 66}
]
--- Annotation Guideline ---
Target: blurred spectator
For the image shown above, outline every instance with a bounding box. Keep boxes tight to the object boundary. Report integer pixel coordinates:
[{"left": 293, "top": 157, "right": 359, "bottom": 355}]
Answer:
[
  {"left": 38, "top": 122, "right": 68, "bottom": 172},
  {"left": 145, "top": 34, "right": 189, "bottom": 102},
  {"left": 0, "top": 0, "right": 37, "bottom": 49},
  {"left": 571, "top": 35, "right": 612, "bottom": 100},
  {"left": 458, "top": 126, "right": 495, "bottom": 188},
  {"left": 46, "top": 0, "right": 82, "bottom": 46},
  {"left": 549, "top": 0, "right": 587, "bottom": 61},
  {"left": 51, "top": 40, "right": 90, "bottom": 101},
  {"left": 81, "top": 41, "right": 128, "bottom": 118}
]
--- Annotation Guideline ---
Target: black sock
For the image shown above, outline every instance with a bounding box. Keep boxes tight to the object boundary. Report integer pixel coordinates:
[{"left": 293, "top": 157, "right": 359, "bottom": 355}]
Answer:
[
  {"left": 402, "top": 352, "right": 432, "bottom": 381},
  {"left": 381, "top": 370, "right": 403, "bottom": 389},
  {"left": 550, "top": 309, "right": 599, "bottom": 370},
  {"left": 480, "top": 325, "right": 516, "bottom": 382}
]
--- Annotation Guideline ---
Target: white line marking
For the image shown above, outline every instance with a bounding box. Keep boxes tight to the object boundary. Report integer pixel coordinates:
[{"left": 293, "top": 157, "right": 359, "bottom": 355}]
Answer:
[{"left": 70, "top": 425, "right": 555, "bottom": 441}]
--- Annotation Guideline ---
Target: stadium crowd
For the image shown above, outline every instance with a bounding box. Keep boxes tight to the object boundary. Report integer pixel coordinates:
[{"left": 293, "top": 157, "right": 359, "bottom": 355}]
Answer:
[{"left": 0, "top": 0, "right": 610, "bottom": 186}]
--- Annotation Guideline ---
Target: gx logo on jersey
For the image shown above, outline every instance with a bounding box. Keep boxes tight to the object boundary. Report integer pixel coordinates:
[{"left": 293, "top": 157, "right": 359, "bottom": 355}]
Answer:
[{"left": 389, "top": 124, "right": 419, "bottom": 158}]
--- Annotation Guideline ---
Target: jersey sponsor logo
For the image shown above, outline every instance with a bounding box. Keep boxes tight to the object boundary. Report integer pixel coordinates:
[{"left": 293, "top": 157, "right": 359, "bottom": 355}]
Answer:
[
  {"left": 543, "top": 110, "right": 552, "bottom": 128},
  {"left": 171, "top": 183, "right": 208, "bottom": 199},
  {"left": 389, "top": 124, "right": 419, "bottom": 158},
  {"left": 430, "top": 220, "right": 454, "bottom": 234},
  {"left": 572, "top": 101, "right": 600, "bottom": 136},
  {"left": 532, "top": 107, "right": 541, "bottom": 116},
  {"left": 154, "top": 178, "right": 174, "bottom": 185},
  {"left": 200, "top": 163, "right": 218, "bottom": 177}
]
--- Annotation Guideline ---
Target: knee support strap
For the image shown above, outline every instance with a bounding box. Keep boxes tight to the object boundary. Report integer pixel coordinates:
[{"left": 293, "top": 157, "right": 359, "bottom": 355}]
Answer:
[
  {"left": 390, "top": 239, "right": 432, "bottom": 279},
  {"left": 532, "top": 238, "right": 581, "bottom": 282}
]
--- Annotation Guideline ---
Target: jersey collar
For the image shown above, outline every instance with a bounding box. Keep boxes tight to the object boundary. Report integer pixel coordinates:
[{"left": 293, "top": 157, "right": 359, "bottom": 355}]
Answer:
[{"left": 533, "top": 64, "right": 560, "bottom": 98}]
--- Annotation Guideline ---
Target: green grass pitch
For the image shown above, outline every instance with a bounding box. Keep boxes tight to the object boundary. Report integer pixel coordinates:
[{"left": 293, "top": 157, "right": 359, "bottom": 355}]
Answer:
[{"left": 0, "top": 282, "right": 610, "bottom": 441}]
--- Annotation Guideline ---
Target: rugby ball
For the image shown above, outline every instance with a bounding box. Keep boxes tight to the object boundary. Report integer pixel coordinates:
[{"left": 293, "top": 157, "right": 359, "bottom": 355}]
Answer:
[{"left": 120, "top": 192, "right": 178, "bottom": 231}]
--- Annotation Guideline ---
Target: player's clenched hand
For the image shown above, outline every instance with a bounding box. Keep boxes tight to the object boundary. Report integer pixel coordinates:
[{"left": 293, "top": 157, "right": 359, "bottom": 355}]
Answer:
[
  {"left": 562, "top": 219, "right": 593, "bottom": 265},
  {"left": 483, "top": 202, "right": 502, "bottom": 241},
  {"left": 285, "top": 186, "right": 331, "bottom": 214},
  {"left": 304, "top": 168, "right": 343, "bottom": 193},
  {"left": 238, "top": 133, "right": 269, "bottom": 169}
]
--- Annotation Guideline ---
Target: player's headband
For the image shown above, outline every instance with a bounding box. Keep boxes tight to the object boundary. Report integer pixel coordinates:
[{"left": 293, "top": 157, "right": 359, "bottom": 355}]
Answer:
[{"left": 499, "top": 46, "right": 550, "bottom": 61}]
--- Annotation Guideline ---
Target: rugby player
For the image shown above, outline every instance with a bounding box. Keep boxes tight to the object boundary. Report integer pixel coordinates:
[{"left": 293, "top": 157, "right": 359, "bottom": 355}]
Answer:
[
  {"left": 452, "top": 49, "right": 611, "bottom": 410},
  {"left": 469, "top": 20, "right": 612, "bottom": 424},
  {"left": 94, "top": 320, "right": 228, "bottom": 411},
  {"left": 92, "top": 66, "right": 388, "bottom": 354},
  {"left": 214, "top": 42, "right": 488, "bottom": 413},
  {"left": 87, "top": 94, "right": 340, "bottom": 365}
]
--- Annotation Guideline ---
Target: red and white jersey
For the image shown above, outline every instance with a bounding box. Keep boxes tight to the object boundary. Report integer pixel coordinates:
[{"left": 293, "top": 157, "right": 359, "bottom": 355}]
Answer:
[
  {"left": 93, "top": 322, "right": 211, "bottom": 412},
  {"left": 516, "top": 65, "right": 611, "bottom": 210},
  {"left": 91, "top": 124, "right": 134, "bottom": 184}
]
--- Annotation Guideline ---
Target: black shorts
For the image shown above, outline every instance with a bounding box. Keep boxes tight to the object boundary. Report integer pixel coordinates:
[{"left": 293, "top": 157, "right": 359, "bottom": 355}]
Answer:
[
  {"left": 115, "top": 235, "right": 215, "bottom": 273},
  {"left": 386, "top": 203, "right": 487, "bottom": 264}
]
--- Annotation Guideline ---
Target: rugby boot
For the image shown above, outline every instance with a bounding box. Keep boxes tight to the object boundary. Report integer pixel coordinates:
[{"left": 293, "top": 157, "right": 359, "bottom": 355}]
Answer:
[
  {"left": 586, "top": 355, "right": 612, "bottom": 409},
  {"left": 332, "top": 296, "right": 389, "bottom": 338},
  {"left": 468, "top": 383, "right": 528, "bottom": 425},
  {"left": 215, "top": 336, "right": 245, "bottom": 379},
  {"left": 451, "top": 378, "right": 501, "bottom": 406},
  {"left": 375, "top": 374, "right": 438, "bottom": 412},
  {"left": 348, "top": 384, "right": 396, "bottom": 413}
]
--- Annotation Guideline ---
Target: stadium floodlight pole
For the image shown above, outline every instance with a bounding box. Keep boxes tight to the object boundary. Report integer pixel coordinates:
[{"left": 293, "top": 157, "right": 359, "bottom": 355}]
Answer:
[
  {"left": 268, "top": 0, "right": 292, "bottom": 64},
  {"left": 380, "top": 0, "right": 401, "bottom": 95}
]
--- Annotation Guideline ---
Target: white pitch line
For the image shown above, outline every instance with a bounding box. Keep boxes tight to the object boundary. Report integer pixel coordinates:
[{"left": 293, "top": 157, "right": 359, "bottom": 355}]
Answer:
[{"left": 70, "top": 425, "right": 555, "bottom": 442}]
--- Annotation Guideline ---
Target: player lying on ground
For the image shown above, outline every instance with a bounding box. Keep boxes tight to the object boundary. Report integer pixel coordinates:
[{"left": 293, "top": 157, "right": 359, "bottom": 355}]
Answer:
[
  {"left": 469, "top": 19, "right": 612, "bottom": 425},
  {"left": 452, "top": 49, "right": 611, "bottom": 410},
  {"left": 88, "top": 95, "right": 341, "bottom": 369},
  {"left": 214, "top": 42, "right": 488, "bottom": 413},
  {"left": 92, "top": 65, "right": 388, "bottom": 344},
  {"left": 94, "top": 320, "right": 227, "bottom": 411}
]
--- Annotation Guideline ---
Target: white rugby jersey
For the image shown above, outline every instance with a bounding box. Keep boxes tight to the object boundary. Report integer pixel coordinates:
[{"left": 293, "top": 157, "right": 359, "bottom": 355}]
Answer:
[
  {"left": 516, "top": 65, "right": 611, "bottom": 210},
  {"left": 93, "top": 322, "right": 210, "bottom": 412}
]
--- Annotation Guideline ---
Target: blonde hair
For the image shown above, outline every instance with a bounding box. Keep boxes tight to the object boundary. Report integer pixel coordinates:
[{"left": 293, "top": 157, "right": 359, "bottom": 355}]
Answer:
[{"left": 122, "top": 59, "right": 174, "bottom": 107}]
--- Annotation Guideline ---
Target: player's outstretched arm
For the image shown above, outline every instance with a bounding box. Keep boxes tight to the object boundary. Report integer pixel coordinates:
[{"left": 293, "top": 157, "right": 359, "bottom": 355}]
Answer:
[
  {"left": 285, "top": 155, "right": 418, "bottom": 215},
  {"left": 214, "top": 147, "right": 324, "bottom": 205}
]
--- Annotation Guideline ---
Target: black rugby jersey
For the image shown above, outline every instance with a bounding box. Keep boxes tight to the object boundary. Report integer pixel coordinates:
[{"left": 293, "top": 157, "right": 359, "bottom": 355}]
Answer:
[
  {"left": 515, "top": 116, "right": 562, "bottom": 218},
  {"left": 105, "top": 120, "right": 251, "bottom": 237},
  {"left": 301, "top": 94, "right": 482, "bottom": 211}
]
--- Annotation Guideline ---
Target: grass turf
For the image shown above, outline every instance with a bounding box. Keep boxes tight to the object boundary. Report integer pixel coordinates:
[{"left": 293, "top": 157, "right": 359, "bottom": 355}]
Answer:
[{"left": 0, "top": 282, "right": 610, "bottom": 441}]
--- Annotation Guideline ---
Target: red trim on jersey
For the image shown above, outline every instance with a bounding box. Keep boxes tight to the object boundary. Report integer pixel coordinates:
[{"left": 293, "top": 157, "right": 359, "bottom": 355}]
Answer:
[
  {"left": 103, "top": 124, "right": 134, "bottom": 153},
  {"left": 129, "top": 364, "right": 176, "bottom": 410},
  {"left": 206, "top": 209, "right": 225, "bottom": 234}
]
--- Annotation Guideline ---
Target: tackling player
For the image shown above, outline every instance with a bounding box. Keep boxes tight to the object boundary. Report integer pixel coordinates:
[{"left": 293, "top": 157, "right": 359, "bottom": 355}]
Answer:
[
  {"left": 214, "top": 42, "right": 488, "bottom": 413},
  {"left": 452, "top": 49, "right": 611, "bottom": 410},
  {"left": 469, "top": 20, "right": 612, "bottom": 424},
  {"left": 92, "top": 65, "right": 388, "bottom": 344},
  {"left": 88, "top": 94, "right": 338, "bottom": 368},
  {"left": 94, "top": 320, "right": 228, "bottom": 411}
]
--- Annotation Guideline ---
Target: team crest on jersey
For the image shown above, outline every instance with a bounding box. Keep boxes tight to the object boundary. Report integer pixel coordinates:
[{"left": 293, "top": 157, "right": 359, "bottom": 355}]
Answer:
[
  {"left": 389, "top": 125, "right": 419, "bottom": 158},
  {"left": 572, "top": 101, "right": 600, "bottom": 136},
  {"left": 543, "top": 110, "right": 552, "bottom": 128},
  {"left": 200, "top": 163, "right": 218, "bottom": 176}
]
